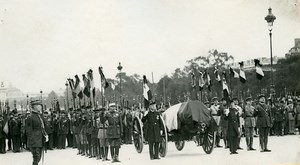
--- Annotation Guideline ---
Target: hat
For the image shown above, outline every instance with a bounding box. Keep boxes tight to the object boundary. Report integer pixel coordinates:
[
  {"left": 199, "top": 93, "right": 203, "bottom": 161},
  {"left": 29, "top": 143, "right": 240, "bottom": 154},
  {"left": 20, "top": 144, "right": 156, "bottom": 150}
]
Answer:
[
  {"left": 245, "top": 97, "right": 252, "bottom": 101},
  {"left": 232, "top": 97, "right": 238, "bottom": 101},
  {"left": 149, "top": 100, "right": 156, "bottom": 106},
  {"left": 44, "top": 111, "right": 49, "bottom": 115},
  {"left": 258, "top": 94, "right": 266, "bottom": 100}
]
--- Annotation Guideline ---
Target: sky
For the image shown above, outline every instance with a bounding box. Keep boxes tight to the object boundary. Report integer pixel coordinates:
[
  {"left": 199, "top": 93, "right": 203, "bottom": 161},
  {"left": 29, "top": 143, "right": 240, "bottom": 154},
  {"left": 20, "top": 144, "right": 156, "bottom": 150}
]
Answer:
[{"left": 0, "top": 0, "right": 299, "bottom": 93}]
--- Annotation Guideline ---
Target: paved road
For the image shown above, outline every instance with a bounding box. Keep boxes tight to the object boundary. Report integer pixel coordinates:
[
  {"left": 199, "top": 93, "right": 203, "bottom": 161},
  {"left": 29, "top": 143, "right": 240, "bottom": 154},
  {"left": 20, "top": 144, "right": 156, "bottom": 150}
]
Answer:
[{"left": 0, "top": 135, "right": 299, "bottom": 165}]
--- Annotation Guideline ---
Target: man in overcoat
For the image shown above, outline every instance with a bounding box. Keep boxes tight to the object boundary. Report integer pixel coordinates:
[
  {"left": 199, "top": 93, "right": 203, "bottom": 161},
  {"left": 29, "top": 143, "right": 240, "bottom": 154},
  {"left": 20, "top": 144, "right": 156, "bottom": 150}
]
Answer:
[
  {"left": 225, "top": 100, "right": 240, "bottom": 155},
  {"left": 142, "top": 102, "right": 163, "bottom": 160},
  {"left": 26, "top": 100, "right": 48, "bottom": 165}
]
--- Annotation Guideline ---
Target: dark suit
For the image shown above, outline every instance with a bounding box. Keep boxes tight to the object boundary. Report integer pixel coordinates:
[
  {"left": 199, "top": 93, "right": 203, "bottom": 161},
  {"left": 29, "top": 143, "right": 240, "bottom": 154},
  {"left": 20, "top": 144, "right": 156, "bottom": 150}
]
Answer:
[
  {"left": 254, "top": 103, "right": 272, "bottom": 151},
  {"left": 26, "top": 112, "right": 46, "bottom": 165},
  {"left": 0, "top": 119, "right": 6, "bottom": 153},
  {"left": 142, "top": 110, "right": 162, "bottom": 159},
  {"left": 10, "top": 118, "right": 21, "bottom": 152},
  {"left": 225, "top": 108, "right": 240, "bottom": 154}
]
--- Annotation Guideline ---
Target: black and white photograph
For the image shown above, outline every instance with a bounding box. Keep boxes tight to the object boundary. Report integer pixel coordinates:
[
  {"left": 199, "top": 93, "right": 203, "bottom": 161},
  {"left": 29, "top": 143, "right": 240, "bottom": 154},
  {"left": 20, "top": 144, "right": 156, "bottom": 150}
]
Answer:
[{"left": 0, "top": 0, "right": 300, "bottom": 165}]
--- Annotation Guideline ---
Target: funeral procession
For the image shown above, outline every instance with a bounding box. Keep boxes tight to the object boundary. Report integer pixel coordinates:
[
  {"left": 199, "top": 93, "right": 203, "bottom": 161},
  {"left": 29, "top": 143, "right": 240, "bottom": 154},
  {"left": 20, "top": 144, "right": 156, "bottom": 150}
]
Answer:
[{"left": 0, "top": 1, "right": 300, "bottom": 165}]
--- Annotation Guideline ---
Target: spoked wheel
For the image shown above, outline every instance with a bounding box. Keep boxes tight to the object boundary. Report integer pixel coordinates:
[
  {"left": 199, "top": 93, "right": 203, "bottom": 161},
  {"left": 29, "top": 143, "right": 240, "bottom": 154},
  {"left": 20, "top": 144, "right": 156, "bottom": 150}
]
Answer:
[
  {"left": 159, "top": 115, "right": 168, "bottom": 157},
  {"left": 202, "top": 131, "right": 216, "bottom": 154},
  {"left": 133, "top": 116, "right": 144, "bottom": 153},
  {"left": 175, "top": 140, "right": 185, "bottom": 151}
]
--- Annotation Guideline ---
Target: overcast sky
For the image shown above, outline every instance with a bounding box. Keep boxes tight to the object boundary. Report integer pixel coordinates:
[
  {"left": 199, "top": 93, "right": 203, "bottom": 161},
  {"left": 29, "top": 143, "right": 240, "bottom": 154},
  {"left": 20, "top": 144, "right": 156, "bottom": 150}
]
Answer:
[{"left": 0, "top": 0, "right": 299, "bottom": 93}]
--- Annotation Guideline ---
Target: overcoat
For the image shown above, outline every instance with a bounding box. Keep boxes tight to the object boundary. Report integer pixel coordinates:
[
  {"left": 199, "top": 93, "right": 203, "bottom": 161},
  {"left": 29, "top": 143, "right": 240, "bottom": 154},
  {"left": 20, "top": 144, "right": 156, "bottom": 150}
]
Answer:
[
  {"left": 142, "top": 110, "right": 162, "bottom": 143},
  {"left": 225, "top": 108, "right": 240, "bottom": 137},
  {"left": 254, "top": 103, "right": 272, "bottom": 128},
  {"left": 26, "top": 113, "right": 44, "bottom": 148}
]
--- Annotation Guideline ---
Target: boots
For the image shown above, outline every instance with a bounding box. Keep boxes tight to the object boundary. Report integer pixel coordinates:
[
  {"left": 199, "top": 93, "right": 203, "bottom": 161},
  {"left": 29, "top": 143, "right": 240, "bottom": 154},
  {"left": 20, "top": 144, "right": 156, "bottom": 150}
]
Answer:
[
  {"left": 249, "top": 137, "right": 256, "bottom": 150},
  {"left": 215, "top": 135, "right": 222, "bottom": 148},
  {"left": 114, "top": 147, "right": 121, "bottom": 162},
  {"left": 246, "top": 137, "right": 250, "bottom": 150}
]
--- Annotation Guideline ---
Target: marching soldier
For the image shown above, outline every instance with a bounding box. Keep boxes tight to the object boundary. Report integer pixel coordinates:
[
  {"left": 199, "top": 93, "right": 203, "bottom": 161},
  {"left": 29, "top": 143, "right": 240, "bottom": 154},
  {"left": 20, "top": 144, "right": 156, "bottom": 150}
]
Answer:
[
  {"left": 26, "top": 100, "right": 48, "bottom": 165},
  {"left": 254, "top": 94, "right": 272, "bottom": 152},
  {"left": 142, "top": 101, "right": 163, "bottom": 160},
  {"left": 243, "top": 97, "right": 256, "bottom": 151},
  {"left": 105, "top": 106, "right": 123, "bottom": 163}
]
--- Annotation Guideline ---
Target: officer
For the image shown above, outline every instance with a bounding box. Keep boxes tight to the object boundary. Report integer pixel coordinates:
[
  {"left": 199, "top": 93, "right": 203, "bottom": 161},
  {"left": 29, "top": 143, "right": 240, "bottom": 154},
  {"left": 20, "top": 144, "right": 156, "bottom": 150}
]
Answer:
[
  {"left": 254, "top": 94, "right": 272, "bottom": 152},
  {"left": 142, "top": 101, "right": 163, "bottom": 160},
  {"left": 225, "top": 99, "right": 240, "bottom": 155},
  {"left": 243, "top": 97, "right": 256, "bottom": 151},
  {"left": 26, "top": 100, "right": 48, "bottom": 165},
  {"left": 58, "top": 111, "right": 69, "bottom": 149},
  {"left": 105, "top": 106, "right": 123, "bottom": 163},
  {"left": 98, "top": 108, "right": 110, "bottom": 161},
  {"left": 232, "top": 97, "right": 243, "bottom": 150}
]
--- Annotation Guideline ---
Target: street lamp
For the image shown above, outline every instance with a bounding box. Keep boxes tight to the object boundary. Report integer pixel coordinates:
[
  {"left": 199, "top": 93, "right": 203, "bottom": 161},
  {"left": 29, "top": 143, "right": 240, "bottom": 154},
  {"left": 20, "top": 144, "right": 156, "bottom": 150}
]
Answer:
[
  {"left": 117, "top": 62, "right": 123, "bottom": 106},
  {"left": 265, "top": 7, "right": 276, "bottom": 96}
]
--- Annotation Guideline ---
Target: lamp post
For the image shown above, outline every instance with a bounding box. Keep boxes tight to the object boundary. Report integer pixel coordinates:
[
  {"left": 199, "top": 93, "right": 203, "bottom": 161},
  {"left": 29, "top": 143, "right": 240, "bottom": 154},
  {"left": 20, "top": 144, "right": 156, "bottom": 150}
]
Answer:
[
  {"left": 265, "top": 7, "right": 276, "bottom": 97},
  {"left": 65, "top": 81, "right": 69, "bottom": 111},
  {"left": 117, "top": 62, "right": 123, "bottom": 107}
]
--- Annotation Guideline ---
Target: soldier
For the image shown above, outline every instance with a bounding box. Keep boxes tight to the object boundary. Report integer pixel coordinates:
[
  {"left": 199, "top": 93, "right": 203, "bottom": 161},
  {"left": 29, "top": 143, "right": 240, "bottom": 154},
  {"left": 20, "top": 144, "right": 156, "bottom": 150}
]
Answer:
[
  {"left": 26, "top": 100, "right": 48, "bottom": 165},
  {"left": 286, "top": 99, "right": 295, "bottom": 134},
  {"left": 123, "top": 108, "right": 133, "bottom": 144},
  {"left": 0, "top": 114, "right": 6, "bottom": 154},
  {"left": 225, "top": 100, "right": 240, "bottom": 154},
  {"left": 254, "top": 94, "right": 272, "bottom": 152},
  {"left": 142, "top": 101, "right": 163, "bottom": 160},
  {"left": 243, "top": 97, "right": 256, "bottom": 151},
  {"left": 91, "top": 109, "right": 99, "bottom": 158},
  {"left": 10, "top": 113, "right": 21, "bottom": 152},
  {"left": 80, "top": 111, "right": 88, "bottom": 156},
  {"left": 232, "top": 97, "right": 243, "bottom": 150},
  {"left": 219, "top": 98, "right": 229, "bottom": 148},
  {"left": 273, "top": 100, "right": 284, "bottom": 136},
  {"left": 73, "top": 110, "right": 82, "bottom": 154},
  {"left": 58, "top": 111, "right": 69, "bottom": 149},
  {"left": 210, "top": 97, "right": 222, "bottom": 148},
  {"left": 97, "top": 108, "right": 110, "bottom": 161},
  {"left": 44, "top": 112, "right": 54, "bottom": 150},
  {"left": 105, "top": 106, "right": 123, "bottom": 163}
]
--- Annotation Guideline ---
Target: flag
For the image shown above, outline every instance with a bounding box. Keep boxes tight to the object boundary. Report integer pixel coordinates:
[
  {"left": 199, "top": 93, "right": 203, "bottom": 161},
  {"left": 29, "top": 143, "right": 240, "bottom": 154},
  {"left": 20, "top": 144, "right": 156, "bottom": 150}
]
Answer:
[
  {"left": 87, "top": 69, "right": 95, "bottom": 98},
  {"left": 254, "top": 59, "right": 264, "bottom": 80},
  {"left": 67, "top": 78, "right": 76, "bottom": 98},
  {"left": 222, "top": 71, "right": 230, "bottom": 98},
  {"left": 190, "top": 72, "right": 196, "bottom": 88},
  {"left": 143, "top": 75, "right": 152, "bottom": 109},
  {"left": 98, "top": 66, "right": 109, "bottom": 92},
  {"left": 82, "top": 74, "right": 91, "bottom": 97},
  {"left": 239, "top": 61, "right": 246, "bottom": 83},
  {"left": 198, "top": 71, "right": 205, "bottom": 90},
  {"left": 229, "top": 67, "right": 239, "bottom": 78},
  {"left": 74, "top": 75, "right": 83, "bottom": 99},
  {"left": 203, "top": 70, "right": 211, "bottom": 91},
  {"left": 214, "top": 66, "right": 221, "bottom": 83}
]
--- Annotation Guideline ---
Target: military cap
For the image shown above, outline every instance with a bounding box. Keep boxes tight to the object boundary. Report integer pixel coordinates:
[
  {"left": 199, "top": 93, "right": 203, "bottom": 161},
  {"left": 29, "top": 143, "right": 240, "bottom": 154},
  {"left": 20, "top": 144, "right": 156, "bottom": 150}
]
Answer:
[
  {"left": 258, "top": 94, "right": 266, "bottom": 100},
  {"left": 245, "top": 97, "right": 252, "bottom": 101},
  {"left": 44, "top": 111, "right": 49, "bottom": 115}
]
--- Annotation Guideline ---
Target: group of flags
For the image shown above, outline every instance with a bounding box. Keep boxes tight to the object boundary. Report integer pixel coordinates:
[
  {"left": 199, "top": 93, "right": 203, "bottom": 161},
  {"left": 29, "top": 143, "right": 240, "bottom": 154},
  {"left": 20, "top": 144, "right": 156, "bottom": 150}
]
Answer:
[
  {"left": 190, "top": 59, "right": 265, "bottom": 98},
  {"left": 67, "top": 67, "right": 110, "bottom": 106}
]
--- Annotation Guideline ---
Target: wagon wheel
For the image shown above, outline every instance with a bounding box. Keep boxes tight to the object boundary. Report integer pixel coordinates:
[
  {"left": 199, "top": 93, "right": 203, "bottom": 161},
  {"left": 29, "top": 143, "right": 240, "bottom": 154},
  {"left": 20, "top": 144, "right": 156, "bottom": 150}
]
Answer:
[
  {"left": 175, "top": 140, "right": 185, "bottom": 151},
  {"left": 202, "top": 130, "right": 216, "bottom": 154},
  {"left": 159, "top": 115, "right": 168, "bottom": 157},
  {"left": 133, "top": 116, "right": 144, "bottom": 153}
]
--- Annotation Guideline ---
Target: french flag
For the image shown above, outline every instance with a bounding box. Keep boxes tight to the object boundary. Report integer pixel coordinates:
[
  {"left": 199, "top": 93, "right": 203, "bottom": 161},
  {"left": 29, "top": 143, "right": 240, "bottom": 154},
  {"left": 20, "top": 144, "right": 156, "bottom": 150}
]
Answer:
[
  {"left": 143, "top": 75, "right": 152, "bottom": 109},
  {"left": 254, "top": 59, "right": 264, "bottom": 80},
  {"left": 239, "top": 61, "right": 246, "bottom": 83}
]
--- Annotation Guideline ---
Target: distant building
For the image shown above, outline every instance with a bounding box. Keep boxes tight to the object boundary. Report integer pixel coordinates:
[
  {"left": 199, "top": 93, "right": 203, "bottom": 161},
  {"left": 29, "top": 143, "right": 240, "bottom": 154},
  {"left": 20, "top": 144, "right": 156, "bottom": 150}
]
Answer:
[
  {"left": 229, "top": 56, "right": 284, "bottom": 71},
  {"left": 285, "top": 38, "right": 300, "bottom": 58}
]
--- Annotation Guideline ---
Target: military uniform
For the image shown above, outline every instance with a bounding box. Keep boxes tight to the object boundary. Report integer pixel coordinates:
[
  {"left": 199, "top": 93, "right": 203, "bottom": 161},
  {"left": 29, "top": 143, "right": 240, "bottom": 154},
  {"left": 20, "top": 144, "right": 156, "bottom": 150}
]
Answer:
[
  {"left": 219, "top": 103, "right": 229, "bottom": 148},
  {"left": 0, "top": 115, "right": 6, "bottom": 154},
  {"left": 274, "top": 103, "right": 284, "bottom": 136},
  {"left": 225, "top": 106, "right": 240, "bottom": 154},
  {"left": 105, "top": 109, "right": 123, "bottom": 162},
  {"left": 254, "top": 95, "right": 272, "bottom": 152},
  {"left": 210, "top": 98, "right": 222, "bottom": 148},
  {"left": 58, "top": 114, "right": 69, "bottom": 149},
  {"left": 26, "top": 101, "right": 47, "bottom": 165},
  {"left": 244, "top": 100, "right": 256, "bottom": 151},
  {"left": 142, "top": 108, "right": 162, "bottom": 160},
  {"left": 10, "top": 115, "right": 21, "bottom": 152}
]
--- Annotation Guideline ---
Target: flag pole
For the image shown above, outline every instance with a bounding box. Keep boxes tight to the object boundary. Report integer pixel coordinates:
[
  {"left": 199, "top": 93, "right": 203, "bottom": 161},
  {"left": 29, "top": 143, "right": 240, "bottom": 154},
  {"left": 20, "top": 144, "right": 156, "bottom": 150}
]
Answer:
[{"left": 151, "top": 72, "right": 155, "bottom": 97}]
